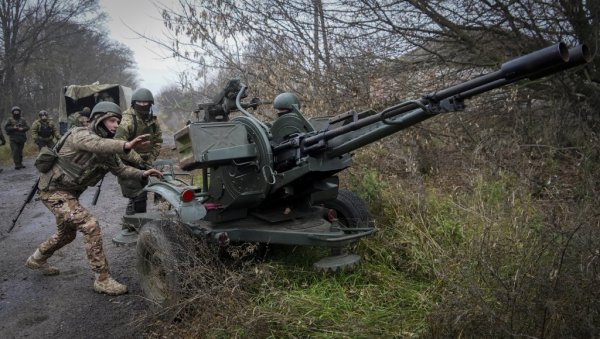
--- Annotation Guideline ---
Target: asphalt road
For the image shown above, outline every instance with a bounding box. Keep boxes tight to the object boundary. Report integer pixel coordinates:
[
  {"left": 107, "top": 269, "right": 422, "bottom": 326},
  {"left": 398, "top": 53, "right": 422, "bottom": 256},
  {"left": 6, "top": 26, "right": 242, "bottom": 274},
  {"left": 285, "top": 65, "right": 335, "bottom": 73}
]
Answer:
[{"left": 0, "top": 158, "right": 152, "bottom": 339}]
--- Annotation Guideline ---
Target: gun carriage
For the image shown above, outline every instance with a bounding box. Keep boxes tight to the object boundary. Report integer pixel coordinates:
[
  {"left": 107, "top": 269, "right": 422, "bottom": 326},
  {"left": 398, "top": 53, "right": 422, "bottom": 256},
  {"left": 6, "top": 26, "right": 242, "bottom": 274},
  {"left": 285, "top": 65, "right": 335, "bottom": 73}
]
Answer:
[{"left": 114, "top": 42, "right": 592, "bottom": 305}]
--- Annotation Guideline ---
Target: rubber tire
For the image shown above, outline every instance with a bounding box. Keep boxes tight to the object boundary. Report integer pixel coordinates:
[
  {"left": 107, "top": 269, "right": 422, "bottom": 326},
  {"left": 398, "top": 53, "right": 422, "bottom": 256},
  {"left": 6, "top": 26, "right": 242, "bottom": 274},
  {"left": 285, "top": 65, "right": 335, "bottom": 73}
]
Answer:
[
  {"left": 136, "top": 220, "right": 193, "bottom": 307},
  {"left": 323, "top": 189, "right": 372, "bottom": 229}
]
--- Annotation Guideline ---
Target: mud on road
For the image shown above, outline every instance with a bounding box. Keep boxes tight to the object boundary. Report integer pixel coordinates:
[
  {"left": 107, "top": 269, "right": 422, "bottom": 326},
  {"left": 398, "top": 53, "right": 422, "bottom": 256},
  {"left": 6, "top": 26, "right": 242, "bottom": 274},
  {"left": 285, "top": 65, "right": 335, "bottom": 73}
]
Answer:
[{"left": 0, "top": 158, "right": 153, "bottom": 338}]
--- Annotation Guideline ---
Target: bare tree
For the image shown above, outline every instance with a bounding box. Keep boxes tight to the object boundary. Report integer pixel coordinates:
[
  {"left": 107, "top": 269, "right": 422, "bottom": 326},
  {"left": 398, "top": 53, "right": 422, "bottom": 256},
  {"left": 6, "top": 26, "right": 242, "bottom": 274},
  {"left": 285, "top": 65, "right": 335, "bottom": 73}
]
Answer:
[
  {"left": 0, "top": 0, "right": 101, "bottom": 118},
  {"left": 0, "top": 0, "right": 140, "bottom": 119},
  {"left": 158, "top": 1, "right": 596, "bottom": 116},
  {"left": 159, "top": 0, "right": 365, "bottom": 113}
]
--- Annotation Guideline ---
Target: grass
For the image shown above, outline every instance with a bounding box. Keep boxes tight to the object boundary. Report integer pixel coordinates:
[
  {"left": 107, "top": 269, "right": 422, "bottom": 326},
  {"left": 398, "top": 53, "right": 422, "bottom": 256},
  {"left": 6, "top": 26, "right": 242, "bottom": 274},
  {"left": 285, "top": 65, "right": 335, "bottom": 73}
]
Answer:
[
  {"left": 236, "top": 160, "right": 596, "bottom": 337},
  {"left": 0, "top": 141, "right": 38, "bottom": 165},
  {"left": 144, "top": 103, "right": 600, "bottom": 337},
  {"left": 250, "top": 245, "right": 430, "bottom": 338}
]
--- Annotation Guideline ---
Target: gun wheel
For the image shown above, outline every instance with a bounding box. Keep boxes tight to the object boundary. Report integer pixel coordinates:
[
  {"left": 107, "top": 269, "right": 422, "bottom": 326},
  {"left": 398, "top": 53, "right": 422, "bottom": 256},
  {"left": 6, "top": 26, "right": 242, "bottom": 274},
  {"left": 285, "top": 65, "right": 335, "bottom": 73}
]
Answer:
[
  {"left": 136, "top": 220, "right": 193, "bottom": 308},
  {"left": 321, "top": 189, "right": 373, "bottom": 260},
  {"left": 323, "top": 189, "right": 372, "bottom": 229}
]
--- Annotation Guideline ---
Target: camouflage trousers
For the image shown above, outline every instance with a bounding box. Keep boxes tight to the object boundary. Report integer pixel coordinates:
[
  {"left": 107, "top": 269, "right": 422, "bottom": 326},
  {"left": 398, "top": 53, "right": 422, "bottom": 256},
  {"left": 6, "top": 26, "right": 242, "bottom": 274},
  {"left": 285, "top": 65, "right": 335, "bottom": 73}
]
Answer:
[
  {"left": 9, "top": 139, "right": 24, "bottom": 166},
  {"left": 37, "top": 190, "right": 109, "bottom": 274}
]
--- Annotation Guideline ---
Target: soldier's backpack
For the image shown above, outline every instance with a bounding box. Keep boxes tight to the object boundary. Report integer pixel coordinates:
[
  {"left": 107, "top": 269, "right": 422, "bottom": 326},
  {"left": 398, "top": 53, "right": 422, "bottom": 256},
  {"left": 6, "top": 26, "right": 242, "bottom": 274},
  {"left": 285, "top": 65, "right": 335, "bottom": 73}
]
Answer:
[{"left": 34, "top": 130, "right": 72, "bottom": 173}]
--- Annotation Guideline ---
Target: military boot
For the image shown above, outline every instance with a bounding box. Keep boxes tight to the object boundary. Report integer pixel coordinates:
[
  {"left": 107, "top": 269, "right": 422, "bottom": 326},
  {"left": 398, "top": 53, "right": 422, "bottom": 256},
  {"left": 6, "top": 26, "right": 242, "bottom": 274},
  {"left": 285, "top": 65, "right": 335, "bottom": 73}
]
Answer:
[
  {"left": 25, "top": 249, "right": 60, "bottom": 276},
  {"left": 125, "top": 199, "right": 135, "bottom": 215},
  {"left": 133, "top": 199, "right": 147, "bottom": 213},
  {"left": 94, "top": 273, "right": 128, "bottom": 295}
]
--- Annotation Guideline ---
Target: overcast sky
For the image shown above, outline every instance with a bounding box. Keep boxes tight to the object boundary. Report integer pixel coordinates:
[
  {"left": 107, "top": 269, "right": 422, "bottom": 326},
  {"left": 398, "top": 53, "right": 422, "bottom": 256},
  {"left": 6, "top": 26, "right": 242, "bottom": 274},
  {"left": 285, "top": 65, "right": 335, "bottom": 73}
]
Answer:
[{"left": 98, "top": 0, "right": 187, "bottom": 94}]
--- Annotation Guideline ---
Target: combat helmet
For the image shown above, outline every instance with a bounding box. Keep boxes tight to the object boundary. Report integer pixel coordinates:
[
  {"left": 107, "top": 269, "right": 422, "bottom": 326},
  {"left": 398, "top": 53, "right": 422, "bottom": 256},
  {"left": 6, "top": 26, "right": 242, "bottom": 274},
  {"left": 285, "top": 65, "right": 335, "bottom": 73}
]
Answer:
[
  {"left": 273, "top": 92, "right": 301, "bottom": 112},
  {"left": 11, "top": 106, "right": 21, "bottom": 114},
  {"left": 39, "top": 110, "right": 48, "bottom": 117},
  {"left": 91, "top": 102, "right": 122, "bottom": 138},
  {"left": 81, "top": 107, "right": 91, "bottom": 117},
  {"left": 90, "top": 102, "right": 122, "bottom": 121},
  {"left": 131, "top": 88, "right": 154, "bottom": 104}
]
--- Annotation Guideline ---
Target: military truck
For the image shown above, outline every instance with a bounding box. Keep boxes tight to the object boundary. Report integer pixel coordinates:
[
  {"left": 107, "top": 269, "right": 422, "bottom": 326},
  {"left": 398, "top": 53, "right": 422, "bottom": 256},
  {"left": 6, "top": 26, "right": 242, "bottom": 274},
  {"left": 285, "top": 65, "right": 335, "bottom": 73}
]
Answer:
[
  {"left": 58, "top": 83, "right": 132, "bottom": 134},
  {"left": 114, "top": 42, "right": 591, "bottom": 306}
]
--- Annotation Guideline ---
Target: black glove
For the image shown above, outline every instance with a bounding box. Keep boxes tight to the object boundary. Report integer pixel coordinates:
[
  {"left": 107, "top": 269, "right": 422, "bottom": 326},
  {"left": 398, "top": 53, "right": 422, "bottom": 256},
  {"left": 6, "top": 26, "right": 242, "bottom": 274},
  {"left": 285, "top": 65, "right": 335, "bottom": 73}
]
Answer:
[{"left": 139, "top": 162, "right": 152, "bottom": 170}]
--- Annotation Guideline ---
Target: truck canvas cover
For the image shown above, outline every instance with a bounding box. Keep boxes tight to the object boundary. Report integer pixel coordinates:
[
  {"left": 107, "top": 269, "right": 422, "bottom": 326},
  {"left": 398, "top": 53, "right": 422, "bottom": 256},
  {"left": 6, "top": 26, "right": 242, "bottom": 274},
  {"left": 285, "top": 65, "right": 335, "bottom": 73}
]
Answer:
[{"left": 58, "top": 83, "right": 132, "bottom": 134}]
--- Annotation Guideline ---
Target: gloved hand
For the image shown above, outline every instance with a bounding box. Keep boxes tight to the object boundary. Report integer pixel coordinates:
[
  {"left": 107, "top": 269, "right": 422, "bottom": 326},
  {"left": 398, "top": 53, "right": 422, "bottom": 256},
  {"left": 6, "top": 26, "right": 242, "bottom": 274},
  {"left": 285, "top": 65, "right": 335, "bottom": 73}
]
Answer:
[{"left": 139, "top": 161, "right": 152, "bottom": 170}]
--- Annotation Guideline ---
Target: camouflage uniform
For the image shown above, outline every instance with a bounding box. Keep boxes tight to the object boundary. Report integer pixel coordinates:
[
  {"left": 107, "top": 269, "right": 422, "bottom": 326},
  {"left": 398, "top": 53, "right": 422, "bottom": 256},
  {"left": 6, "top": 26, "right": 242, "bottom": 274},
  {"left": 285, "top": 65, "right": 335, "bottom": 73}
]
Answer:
[
  {"left": 35, "top": 127, "right": 145, "bottom": 276},
  {"left": 5, "top": 114, "right": 30, "bottom": 168},
  {"left": 67, "top": 111, "right": 90, "bottom": 129},
  {"left": 31, "top": 118, "right": 60, "bottom": 150},
  {"left": 114, "top": 107, "right": 162, "bottom": 212}
]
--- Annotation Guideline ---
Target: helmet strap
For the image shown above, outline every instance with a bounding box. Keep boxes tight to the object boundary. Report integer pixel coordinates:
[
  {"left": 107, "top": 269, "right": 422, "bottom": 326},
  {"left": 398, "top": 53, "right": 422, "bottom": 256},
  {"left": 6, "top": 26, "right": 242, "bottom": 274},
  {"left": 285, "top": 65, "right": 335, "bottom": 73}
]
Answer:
[{"left": 95, "top": 122, "right": 115, "bottom": 138}]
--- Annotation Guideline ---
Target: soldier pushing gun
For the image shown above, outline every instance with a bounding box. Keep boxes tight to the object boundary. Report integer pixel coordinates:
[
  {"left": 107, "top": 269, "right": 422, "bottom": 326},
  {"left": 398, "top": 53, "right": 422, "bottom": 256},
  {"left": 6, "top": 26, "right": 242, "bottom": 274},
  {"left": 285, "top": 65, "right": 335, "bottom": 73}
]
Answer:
[{"left": 24, "top": 102, "right": 162, "bottom": 296}]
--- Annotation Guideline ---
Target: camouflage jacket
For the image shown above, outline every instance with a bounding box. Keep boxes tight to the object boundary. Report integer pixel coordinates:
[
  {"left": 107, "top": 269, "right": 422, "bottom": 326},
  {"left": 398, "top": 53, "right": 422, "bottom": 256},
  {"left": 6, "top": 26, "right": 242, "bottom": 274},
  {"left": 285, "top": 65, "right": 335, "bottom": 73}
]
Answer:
[
  {"left": 38, "top": 127, "right": 145, "bottom": 194},
  {"left": 4, "top": 117, "right": 29, "bottom": 143},
  {"left": 67, "top": 112, "right": 90, "bottom": 129},
  {"left": 114, "top": 107, "right": 163, "bottom": 168},
  {"left": 31, "top": 118, "right": 60, "bottom": 142}
]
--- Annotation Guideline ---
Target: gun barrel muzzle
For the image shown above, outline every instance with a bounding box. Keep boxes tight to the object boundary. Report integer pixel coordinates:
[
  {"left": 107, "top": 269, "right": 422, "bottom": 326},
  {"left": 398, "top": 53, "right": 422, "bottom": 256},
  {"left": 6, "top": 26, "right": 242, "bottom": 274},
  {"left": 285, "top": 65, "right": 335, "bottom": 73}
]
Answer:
[
  {"left": 501, "top": 42, "right": 569, "bottom": 79},
  {"left": 569, "top": 44, "right": 593, "bottom": 64},
  {"left": 528, "top": 44, "right": 592, "bottom": 80}
]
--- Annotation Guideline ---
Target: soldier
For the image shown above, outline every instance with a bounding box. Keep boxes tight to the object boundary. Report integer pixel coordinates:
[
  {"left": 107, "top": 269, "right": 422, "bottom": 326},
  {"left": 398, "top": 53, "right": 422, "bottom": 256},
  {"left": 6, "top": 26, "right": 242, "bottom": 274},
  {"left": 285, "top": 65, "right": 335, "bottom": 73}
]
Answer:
[
  {"left": 31, "top": 110, "right": 61, "bottom": 150},
  {"left": 67, "top": 106, "right": 91, "bottom": 129},
  {"left": 4, "top": 106, "right": 30, "bottom": 169},
  {"left": 273, "top": 92, "right": 301, "bottom": 116},
  {"left": 114, "top": 88, "right": 163, "bottom": 215},
  {"left": 95, "top": 91, "right": 115, "bottom": 103},
  {"left": 25, "top": 101, "right": 162, "bottom": 295}
]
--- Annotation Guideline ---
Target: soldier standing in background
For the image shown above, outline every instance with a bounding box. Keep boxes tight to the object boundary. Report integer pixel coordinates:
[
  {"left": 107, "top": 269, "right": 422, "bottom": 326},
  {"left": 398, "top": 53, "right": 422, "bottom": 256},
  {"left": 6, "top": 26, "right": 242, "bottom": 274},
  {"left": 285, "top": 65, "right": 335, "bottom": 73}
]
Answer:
[
  {"left": 114, "top": 88, "right": 163, "bottom": 215},
  {"left": 67, "top": 106, "right": 91, "bottom": 129},
  {"left": 4, "top": 106, "right": 30, "bottom": 169},
  {"left": 25, "top": 101, "right": 162, "bottom": 295},
  {"left": 273, "top": 92, "right": 302, "bottom": 116},
  {"left": 31, "top": 110, "right": 61, "bottom": 150}
]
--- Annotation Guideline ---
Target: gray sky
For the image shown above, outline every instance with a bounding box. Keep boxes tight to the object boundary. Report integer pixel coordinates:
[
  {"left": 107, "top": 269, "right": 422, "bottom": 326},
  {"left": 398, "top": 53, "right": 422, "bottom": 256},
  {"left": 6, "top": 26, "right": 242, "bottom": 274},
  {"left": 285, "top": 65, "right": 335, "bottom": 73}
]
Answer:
[{"left": 98, "top": 0, "right": 186, "bottom": 94}]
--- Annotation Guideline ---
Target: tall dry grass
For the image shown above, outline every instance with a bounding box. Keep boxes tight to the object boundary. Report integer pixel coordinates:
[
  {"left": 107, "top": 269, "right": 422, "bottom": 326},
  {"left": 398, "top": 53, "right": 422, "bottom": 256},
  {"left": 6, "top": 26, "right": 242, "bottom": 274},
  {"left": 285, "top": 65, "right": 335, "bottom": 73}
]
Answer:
[{"left": 142, "top": 88, "right": 599, "bottom": 337}]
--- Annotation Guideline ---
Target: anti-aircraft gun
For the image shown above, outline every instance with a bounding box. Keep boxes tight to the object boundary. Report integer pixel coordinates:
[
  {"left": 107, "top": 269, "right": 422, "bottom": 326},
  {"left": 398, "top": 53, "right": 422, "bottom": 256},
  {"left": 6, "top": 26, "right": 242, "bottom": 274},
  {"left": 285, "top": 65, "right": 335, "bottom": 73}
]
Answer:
[{"left": 127, "top": 42, "right": 592, "bottom": 304}]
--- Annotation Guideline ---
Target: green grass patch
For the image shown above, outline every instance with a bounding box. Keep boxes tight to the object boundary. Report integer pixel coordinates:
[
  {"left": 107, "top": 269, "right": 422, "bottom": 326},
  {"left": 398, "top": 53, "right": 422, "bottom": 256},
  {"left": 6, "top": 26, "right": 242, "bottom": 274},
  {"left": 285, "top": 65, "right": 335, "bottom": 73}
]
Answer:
[
  {"left": 148, "top": 164, "right": 599, "bottom": 338},
  {"left": 253, "top": 246, "right": 430, "bottom": 337}
]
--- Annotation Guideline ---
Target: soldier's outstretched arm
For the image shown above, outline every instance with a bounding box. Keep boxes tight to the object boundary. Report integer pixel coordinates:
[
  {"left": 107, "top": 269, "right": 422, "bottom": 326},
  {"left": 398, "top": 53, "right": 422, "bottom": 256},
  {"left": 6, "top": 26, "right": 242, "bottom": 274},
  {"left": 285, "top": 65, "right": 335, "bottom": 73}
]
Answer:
[
  {"left": 143, "top": 168, "right": 162, "bottom": 178},
  {"left": 120, "top": 148, "right": 145, "bottom": 167},
  {"left": 124, "top": 134, "right": 152, "bottom": 150},
  {"left": 109, "top": 156, "right": 161, "bottom": 180},
  {"left": 71, "top": 130, "right": 131, "bottom": 155}
]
